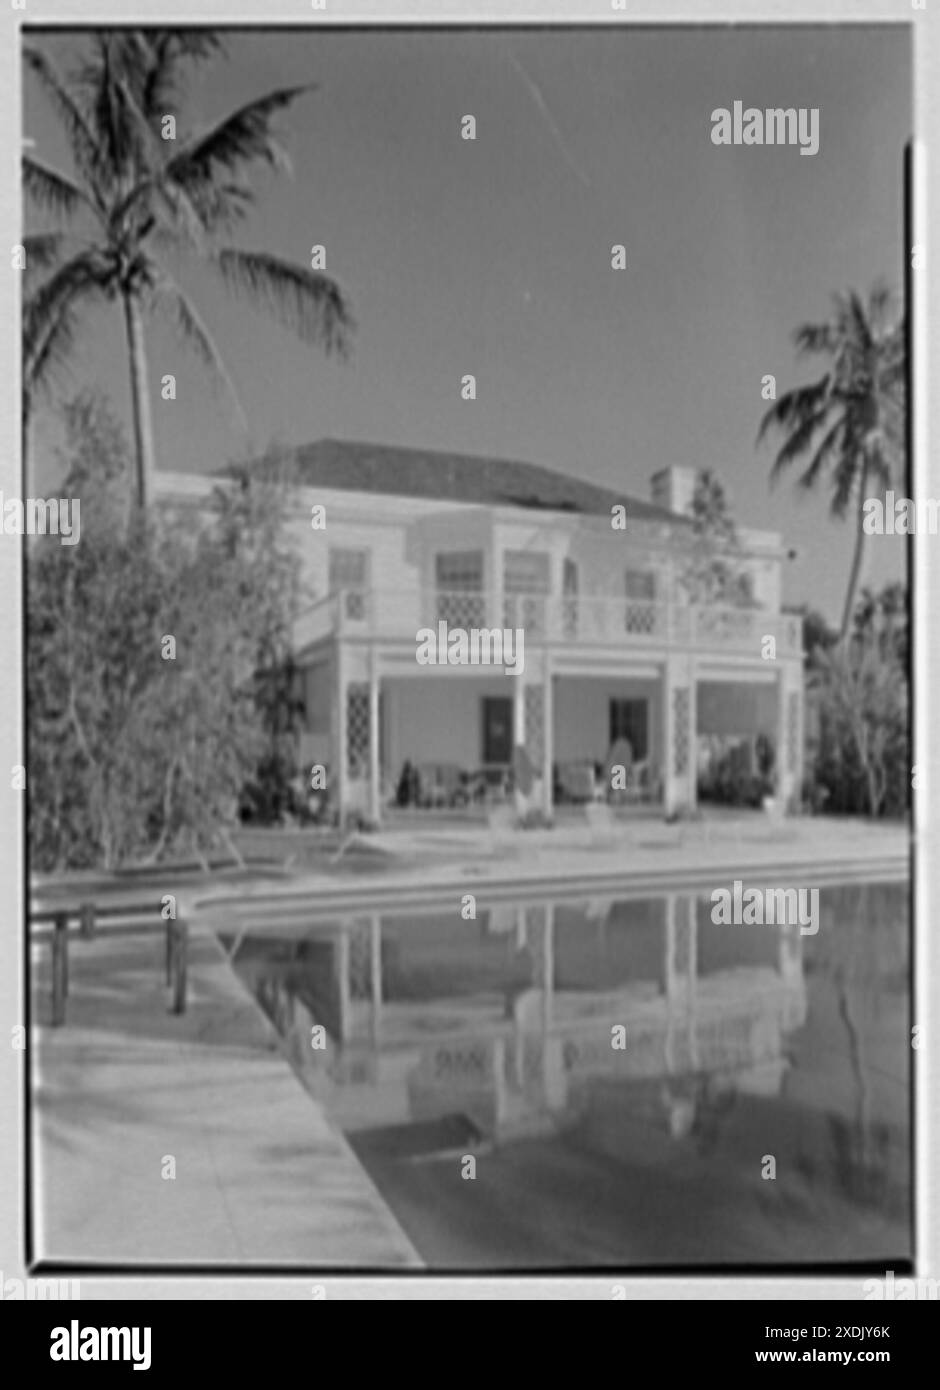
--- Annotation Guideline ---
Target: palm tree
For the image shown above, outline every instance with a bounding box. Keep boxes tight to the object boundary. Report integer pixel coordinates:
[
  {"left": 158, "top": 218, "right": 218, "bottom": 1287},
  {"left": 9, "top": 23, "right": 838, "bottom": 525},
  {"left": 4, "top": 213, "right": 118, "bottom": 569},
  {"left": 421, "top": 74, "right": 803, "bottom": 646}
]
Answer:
[
  {"left": 23, "top": 31, "right": 353, "bottom": 505},
  {"left": 758, "top": 286, "right": 905, "bottom": 643}
]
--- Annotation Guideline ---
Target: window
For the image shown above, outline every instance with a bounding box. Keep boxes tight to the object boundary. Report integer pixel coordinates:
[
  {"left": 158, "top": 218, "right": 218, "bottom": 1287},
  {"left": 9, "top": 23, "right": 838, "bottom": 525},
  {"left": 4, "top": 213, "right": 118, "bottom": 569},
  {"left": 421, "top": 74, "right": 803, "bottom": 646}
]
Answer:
[
  {"left": 436, "top": 551, "right": 485, "bottom": 625},
  {"left": 624, "top": 568, "right": 656, "bottom": 601},
  {"left": 503, "top": 550, "right": 550, "bottom": 594},
  {"left": 503, "top": 550, "right": 550, "bottom": 632},
  {"left": 329, "top": 548, "right": 369, "bottom": 620},
  {"left": 562, "top": 558, "right": 579, "bottom": 639},
  {"left": 609, "top": 699, "right": 649, "bottom": 761},
  {"left": 436, "top": 551, "right": 484, "bottom": 590}
]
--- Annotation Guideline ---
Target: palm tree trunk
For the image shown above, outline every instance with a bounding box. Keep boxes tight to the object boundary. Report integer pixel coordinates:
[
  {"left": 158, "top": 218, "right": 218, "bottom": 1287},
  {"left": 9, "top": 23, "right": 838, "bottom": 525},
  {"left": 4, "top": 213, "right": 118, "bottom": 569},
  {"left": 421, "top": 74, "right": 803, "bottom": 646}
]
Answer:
[
  {"left": 838, "top": 461, "right": 871, "bottom": 645},
  {"left": 21, "top": 392, "right": 30, "bottom": 482},
  {"left": 122, "top": 290, "right": 155, "bottom": 508}
]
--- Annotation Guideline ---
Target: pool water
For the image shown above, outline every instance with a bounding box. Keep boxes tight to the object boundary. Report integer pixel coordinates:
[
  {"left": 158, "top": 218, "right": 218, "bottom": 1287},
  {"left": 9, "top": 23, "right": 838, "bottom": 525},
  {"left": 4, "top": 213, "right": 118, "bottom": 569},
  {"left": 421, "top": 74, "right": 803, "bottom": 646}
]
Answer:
[{"left": 226, "top": 879, "right": 911, "bottom": 1269}]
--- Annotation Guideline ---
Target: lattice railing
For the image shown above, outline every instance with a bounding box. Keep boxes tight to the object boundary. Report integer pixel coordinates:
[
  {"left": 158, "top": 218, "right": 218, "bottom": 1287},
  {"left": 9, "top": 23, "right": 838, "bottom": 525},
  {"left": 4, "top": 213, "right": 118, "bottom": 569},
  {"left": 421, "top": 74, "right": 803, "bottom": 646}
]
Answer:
[
  {"left": 414, "top": 1037, "right": 505, "bottom": 1087},
  {"left": 435, "top": 588, "right": 488, "bottom": 629},
  {"left": 316, "top": 588, "right": 803, "bottom": 656},
  {"left": 503, "top": 593, "right": 548, "bottom": 636}
]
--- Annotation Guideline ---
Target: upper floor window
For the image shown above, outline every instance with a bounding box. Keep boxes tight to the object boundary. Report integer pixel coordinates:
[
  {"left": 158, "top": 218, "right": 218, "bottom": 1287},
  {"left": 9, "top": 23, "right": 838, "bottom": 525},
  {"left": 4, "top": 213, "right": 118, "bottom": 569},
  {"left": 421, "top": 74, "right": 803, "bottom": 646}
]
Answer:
[
  {"left": 329, "top": 548, "right": 369, "bottom": 621},
  {"left": 435, "top": 551, "right": 484, "bottom": 591},
  {"left": 624, "top": 568, "right": 656, "bottom": 601},
  {"left": 503, "top": 550, "right": 550, "bottom": 594},
  {"left": 435, "top": 550, "right": 484, "bottom": 626},
  {"left": 504, "top": 550, "right": 550, "bottom": 633}
]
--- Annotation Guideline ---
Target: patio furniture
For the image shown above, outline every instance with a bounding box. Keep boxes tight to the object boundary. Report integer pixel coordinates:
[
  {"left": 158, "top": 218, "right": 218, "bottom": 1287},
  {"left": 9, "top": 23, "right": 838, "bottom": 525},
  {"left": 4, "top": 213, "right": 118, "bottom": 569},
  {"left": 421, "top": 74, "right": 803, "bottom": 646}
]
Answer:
[
  {"left": 556, "top": 760, "right": 601, "bottom": 804},
  {"left": 414, "top": 762, "right": 464, "bottom": 808}
]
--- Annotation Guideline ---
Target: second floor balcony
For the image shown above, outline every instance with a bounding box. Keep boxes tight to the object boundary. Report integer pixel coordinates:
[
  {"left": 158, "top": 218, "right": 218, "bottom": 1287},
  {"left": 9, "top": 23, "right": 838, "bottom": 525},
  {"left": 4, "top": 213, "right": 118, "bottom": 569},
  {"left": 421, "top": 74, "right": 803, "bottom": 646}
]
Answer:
[{"left": 295, "top": 587, "right": 804, "bottom": 659}]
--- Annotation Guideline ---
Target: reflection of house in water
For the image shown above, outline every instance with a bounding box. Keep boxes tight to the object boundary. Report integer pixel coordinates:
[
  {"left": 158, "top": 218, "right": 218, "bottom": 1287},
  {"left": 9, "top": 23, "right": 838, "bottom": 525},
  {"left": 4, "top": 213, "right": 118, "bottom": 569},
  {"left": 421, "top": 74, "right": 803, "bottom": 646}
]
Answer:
[{"left": 233, "top": 893, "right": 807, "bottom": 1145}]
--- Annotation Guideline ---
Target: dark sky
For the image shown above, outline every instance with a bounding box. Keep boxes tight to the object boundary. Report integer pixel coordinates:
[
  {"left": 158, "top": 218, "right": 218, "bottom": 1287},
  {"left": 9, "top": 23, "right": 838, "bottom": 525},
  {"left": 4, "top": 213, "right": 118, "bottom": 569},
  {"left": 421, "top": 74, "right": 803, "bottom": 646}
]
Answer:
[{"left": 25, "top": 24, "right": 912, "bottom": 620}]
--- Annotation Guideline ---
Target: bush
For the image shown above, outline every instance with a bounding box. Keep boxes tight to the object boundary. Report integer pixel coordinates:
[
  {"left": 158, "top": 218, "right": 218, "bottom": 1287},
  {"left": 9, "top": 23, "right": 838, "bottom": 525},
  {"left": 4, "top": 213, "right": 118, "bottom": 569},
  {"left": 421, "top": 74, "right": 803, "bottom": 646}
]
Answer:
[{"left": 27, "top": 393, "right": 303, "bottom": 869}]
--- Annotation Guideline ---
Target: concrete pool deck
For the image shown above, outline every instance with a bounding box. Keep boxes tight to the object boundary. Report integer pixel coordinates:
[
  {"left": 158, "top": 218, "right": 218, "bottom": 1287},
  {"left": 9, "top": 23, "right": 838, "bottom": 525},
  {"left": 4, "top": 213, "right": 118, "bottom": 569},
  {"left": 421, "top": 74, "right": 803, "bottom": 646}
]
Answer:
[
  {"left": 32, "top": 928, "right": 421, "bottom": 1269},
  {"left": 29, "top": 812, "right": 908, "bottom": 1271},
  {"left": 211, "top": 813, "right": 910, "bottom": 920}
]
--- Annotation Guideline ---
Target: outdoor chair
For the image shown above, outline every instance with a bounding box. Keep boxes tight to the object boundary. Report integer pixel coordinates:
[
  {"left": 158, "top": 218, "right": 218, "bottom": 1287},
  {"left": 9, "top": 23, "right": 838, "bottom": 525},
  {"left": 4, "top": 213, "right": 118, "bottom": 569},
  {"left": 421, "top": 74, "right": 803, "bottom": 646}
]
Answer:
[{"left": 557, "top": 761, "right": 600, "bottom": 804}]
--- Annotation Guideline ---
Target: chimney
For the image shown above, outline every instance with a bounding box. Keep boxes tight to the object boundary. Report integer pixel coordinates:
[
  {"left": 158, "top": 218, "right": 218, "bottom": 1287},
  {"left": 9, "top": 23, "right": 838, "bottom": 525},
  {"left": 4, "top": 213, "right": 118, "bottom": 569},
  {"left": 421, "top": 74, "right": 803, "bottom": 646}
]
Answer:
[{"left": 650, "top": 466, "right": 697, "bottom": 517}]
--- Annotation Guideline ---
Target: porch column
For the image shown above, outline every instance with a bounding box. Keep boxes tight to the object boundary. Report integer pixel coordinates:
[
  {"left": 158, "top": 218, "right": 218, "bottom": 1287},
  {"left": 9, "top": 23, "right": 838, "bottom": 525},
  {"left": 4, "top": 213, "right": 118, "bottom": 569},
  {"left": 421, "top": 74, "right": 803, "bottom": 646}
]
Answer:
[
  {"left": 685, "top": 895, "right": 698, "bottom": 1069},
  {"left": 335, "top": 926, "right": 351, "bottom": 1043},
  {"left": 662, "top": 655, "right": 697, "bottom": 815},
  {"left": 778, "top": 918, "right": 802, "bottom": 984},
  {"left": 662, "top": 894, "right": 696, "bottom": 1005},
  {"left": 334, "top": 644, "right": 348, "bottom": 823},
  {"left": 368, "top": 648, "right": 381, "bottom": 823},
  {"left": 542, "top": 659, "right": 554, "bottom": 819},
  {"left": 541, "top": 903, "right": 554, "bottom": 1033},
  {"left": 776, "top": 661, "right": 804, "bottom": 812},
  {"left": 369, "top": 912, "right": 383, "bottom": 1043},
  {"left": 512, "top": 676, "right": 526, "bottom": 749}
]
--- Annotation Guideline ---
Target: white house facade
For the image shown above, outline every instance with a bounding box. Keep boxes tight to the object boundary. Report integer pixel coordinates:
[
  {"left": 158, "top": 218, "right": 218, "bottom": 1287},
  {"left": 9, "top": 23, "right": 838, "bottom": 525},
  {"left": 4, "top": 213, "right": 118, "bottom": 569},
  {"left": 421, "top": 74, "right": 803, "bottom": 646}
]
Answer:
[{"left": 158, "top": 441, "right": 804, "bottom": 824}]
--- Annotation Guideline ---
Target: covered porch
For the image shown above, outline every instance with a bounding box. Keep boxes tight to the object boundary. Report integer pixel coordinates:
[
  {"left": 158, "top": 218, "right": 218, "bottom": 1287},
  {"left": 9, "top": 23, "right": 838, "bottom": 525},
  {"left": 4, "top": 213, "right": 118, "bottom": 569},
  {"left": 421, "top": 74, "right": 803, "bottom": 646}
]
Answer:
[{"left": 299, "top": 643, "right": 804, "bottom": 825}]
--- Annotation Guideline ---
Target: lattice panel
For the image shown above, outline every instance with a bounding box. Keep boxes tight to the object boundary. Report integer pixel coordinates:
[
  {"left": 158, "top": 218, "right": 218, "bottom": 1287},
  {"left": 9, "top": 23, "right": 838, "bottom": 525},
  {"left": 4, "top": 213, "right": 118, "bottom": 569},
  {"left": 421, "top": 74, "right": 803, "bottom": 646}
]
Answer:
[
  {"left": 524, "top": 685, "right": 544, "bottom": 767},
  {"left": 504, "top": 594, "right": 547, "bottom": 637},
  {"left": 436, "top": 590, "right": 487, "bottom": 629},
  {"left": 624, "top": 601, "right": 660, "bottom": 637},
  {"left": 786, "top": 690, "right": 801, "bottom": 774},
  {"left": 346, "top": 683, "right": 370, "bottom": 777},
  {"left": 672, "top": 686, "right": 690, "bottom": 776},
  {"left": 695, "top": 607, "right": 757, "bottom": 647},
  {"left": 347, "top": 920, "right": 373, "bottom": 999},
  {"left": 424, "top": 1040, "right": 499, "bottom": 1086}
]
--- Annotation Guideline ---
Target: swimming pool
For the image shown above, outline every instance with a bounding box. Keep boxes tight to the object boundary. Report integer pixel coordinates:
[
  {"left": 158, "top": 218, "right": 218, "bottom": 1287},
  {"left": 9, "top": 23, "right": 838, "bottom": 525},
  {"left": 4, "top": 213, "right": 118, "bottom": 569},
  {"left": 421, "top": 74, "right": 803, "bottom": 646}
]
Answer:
[{"left": 226, "top": 878, "right": 911, "bottom": 1270}]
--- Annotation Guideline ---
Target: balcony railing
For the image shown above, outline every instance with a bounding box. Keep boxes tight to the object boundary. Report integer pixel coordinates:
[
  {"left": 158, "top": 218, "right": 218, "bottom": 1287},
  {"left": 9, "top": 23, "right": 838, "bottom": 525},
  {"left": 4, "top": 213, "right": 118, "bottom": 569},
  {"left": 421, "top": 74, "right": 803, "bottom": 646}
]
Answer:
[{"left": 294, "top": 589, "right": 803, "bottom": 657}]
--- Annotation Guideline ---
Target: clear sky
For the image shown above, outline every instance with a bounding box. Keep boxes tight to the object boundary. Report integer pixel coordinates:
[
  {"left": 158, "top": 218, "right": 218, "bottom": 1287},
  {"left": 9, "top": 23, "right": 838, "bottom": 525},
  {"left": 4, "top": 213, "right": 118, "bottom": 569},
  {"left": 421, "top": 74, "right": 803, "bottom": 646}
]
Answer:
[{"left": 25, "top": 24, "right": 912, "bottom": 621}]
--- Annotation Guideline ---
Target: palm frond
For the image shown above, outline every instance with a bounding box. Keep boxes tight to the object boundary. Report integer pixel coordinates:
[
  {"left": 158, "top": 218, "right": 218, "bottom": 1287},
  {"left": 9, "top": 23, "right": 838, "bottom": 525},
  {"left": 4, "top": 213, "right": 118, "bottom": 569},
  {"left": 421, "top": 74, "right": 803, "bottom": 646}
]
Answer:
[
  {"left": 797, "top": 416, "right": 845, "bottom": 491},
  {"left": 136, "top": 30, "right": 224, "bottom": 116},
  {"left": 846, "top": 290, "right": 874, "bottom": 354},
  {"left": 757, "top": 374, "right": 830, "bottom": 444},
  {"left": 85, "top": 37, "right": 162, "bottom": 184},
  {"left": 216, "top": 248, "right": 353, "bottom": 356},
  {"left": 22, "top": 155, "right": 96, "bottom": 223},
  {"left": 771, "top": 401, "right": 839, "bottom": 482},
  {"left": 151, "top": 276, "right": 248, "bottom": 434},
  {"left": 23, "top": 45, "right": 101, "bottom": 195},
  {"left": 109, "top": 171, "right": 208, "bottom": 254},
  {"left": 23, "top": 252, "right": 110, "bottom": 382},
  {"left": 166, "top": 86, "right": 313, "bottom": 191},
  {"left": 866, "top": 280, "right": 894, "bottom": 336},
  {"left": 25, "top": 294, "right": 83, "bottom": 400},
  {"left": 22, "top": 232, "right": 67, "bottom": 280},
  {"left": 23, "top": 254, "right": 107, "bottom": 389},
  {"left": 793, "top": 322, "right": 836, "bottom": 357}
]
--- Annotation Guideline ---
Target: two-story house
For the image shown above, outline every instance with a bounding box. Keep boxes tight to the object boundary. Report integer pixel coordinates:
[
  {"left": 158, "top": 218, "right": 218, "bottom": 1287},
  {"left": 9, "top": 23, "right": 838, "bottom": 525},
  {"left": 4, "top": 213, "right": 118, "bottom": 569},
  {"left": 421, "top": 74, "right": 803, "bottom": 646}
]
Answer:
[{"left": 157, "top": 440, "right": 804, "bottom": 824}]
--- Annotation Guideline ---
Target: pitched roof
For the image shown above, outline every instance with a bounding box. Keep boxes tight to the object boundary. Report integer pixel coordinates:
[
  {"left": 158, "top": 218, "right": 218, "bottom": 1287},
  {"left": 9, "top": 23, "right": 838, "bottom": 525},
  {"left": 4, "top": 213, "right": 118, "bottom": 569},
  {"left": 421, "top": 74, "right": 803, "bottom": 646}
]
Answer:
[{"left": 243, "top": 438, "right": 684, "bottom": 523}]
